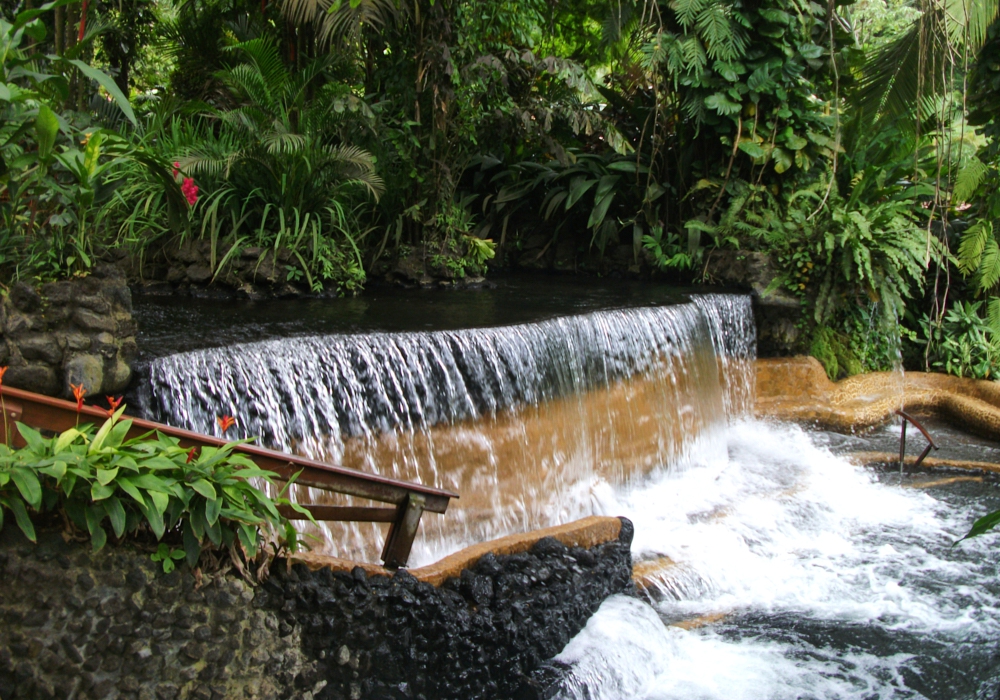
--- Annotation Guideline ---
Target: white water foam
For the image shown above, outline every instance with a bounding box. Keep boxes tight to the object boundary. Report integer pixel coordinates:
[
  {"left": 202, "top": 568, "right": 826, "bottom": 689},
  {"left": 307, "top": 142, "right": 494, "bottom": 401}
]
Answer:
[{"left": 552, "top": 420, "right": 1000, "bottom": 699}]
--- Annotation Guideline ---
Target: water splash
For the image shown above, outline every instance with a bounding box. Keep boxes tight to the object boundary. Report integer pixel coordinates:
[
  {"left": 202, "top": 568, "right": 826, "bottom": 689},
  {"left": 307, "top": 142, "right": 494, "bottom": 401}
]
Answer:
[{"left": 548, "top": 420, "right": 1000, "bottom": 700}]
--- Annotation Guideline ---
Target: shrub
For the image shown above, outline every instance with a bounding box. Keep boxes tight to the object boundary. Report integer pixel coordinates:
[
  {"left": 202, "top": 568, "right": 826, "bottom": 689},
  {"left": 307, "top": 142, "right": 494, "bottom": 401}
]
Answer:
[{"left": 0, "top": 407, "right": 309, "bottom": 572}]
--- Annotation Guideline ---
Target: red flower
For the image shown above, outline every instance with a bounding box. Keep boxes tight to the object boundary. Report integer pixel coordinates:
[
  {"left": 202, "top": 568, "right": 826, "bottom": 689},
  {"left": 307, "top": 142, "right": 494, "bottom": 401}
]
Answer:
[
  {"left": 105, "top": 395, "right": 123, "bottom": 416},
  {"left": 186, "top": 447, "right": 198, "bottom": 463},
  {"left": 78, "top": 0, "right": 89, "bottom": 41},
  {"left": 181, "top": 177, "right": 199, "bottom": 206},
  {"left": 217, "top": 415, "right": 236, "bottom": 433},
  {"left": 0, "top": 366, "right": 7, "bottom": 387},
  {"left": 172, "top": 161, "right": 180, "bottom": 178},
  {"left": 71, "top": 383, "right": 86, "bottom": 412}
]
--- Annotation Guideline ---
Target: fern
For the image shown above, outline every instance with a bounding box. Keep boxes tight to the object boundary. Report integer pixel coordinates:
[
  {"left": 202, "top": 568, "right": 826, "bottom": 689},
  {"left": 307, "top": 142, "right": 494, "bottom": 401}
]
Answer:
[
  {"left": 989, "top": 297, "right": 1000, "bottom": 335},
  {"left": 958, "top": 220, "right": 993, "bottom": 275},
  {"left": 671, "top": 0, "right": 708, "bottom": 28},
  {"left": 953, "top": 158, "right": 990, "bottom": 203},
  {"left": 980, "top": 237, "right": 1000, "bottom": 291}
]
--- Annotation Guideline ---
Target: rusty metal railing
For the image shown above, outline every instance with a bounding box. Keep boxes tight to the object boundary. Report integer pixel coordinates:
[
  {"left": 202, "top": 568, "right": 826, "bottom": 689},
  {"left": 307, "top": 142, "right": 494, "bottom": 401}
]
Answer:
[
  {"left": 0, "top": 385, "right": 458, "bottom": 568},
  {"left": 895, "top": 409, "right": 939, "bottom": 472}
]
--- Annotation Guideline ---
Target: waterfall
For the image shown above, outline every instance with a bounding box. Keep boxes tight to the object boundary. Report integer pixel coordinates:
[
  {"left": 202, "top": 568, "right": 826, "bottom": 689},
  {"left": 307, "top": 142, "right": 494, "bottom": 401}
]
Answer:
[{"left": 138, "top": 294, "right": 755, "bottom": 562}]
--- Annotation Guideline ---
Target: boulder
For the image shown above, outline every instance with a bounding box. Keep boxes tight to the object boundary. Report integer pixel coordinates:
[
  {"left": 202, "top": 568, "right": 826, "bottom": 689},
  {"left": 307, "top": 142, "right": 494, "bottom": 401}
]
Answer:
[
  {"left": 7, "top": 364, "right": 58, "bottom": 395},
  {"left": 17, "top": 334, "right": 63, "bottom": 365},
  {"left": 64, "top": 354, "right": 104, "bottom": 397}
]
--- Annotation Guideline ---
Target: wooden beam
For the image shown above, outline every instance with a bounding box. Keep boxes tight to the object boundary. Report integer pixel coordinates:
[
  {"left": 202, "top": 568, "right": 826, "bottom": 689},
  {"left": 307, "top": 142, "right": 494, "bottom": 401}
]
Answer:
[{"left": 277, "top": 505, "right": 399, "bottom": 522}]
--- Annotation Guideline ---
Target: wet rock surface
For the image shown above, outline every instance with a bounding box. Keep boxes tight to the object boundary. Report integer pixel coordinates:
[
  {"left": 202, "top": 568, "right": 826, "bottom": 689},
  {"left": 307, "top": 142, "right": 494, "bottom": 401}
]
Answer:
[
  {"left": 1, "top": 265, "right": 138, "bottom": 397},
  {"left": 0, "top": 518, "right": 633, "bottom": 700},
  {"left": 703, "top": 249, "right": 801, "bottom": 355}
]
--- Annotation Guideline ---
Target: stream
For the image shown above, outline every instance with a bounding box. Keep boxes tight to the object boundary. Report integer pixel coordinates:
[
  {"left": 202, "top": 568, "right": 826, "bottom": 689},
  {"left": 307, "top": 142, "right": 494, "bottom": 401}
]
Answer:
[{"left": 130, "top": 277, "right": 1000, "bottom": 699}]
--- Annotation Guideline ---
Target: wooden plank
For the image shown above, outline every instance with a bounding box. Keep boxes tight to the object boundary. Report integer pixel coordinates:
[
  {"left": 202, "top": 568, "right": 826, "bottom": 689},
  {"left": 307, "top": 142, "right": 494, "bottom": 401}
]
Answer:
[
  {"left": 381, "top": 493, "right": 426, "bottom": 569},
  {"left": 277, "top": 505, "right": 399, "bottom": 522}
]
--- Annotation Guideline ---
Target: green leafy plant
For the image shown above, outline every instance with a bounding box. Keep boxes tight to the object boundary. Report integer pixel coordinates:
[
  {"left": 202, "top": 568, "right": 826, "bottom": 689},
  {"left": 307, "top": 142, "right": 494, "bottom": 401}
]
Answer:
[
  {"left": 151, "top": 543, "right": 186, "bottom": 573},
  {"left": 917, "top": 301, "right": 1000, "bottom": 380},
  {"left": 0, "top": 408, "right": 311, "bottom": 572}
]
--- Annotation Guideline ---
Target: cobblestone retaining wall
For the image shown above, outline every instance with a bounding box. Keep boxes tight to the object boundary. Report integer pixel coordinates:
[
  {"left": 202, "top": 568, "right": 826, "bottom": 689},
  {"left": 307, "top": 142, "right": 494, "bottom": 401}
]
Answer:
[
  {"left": 0, "top": 518, "right": 633, "bottom": 700},
  {"left": 1, "top": 265, "right": 137, "bottom": 398}
]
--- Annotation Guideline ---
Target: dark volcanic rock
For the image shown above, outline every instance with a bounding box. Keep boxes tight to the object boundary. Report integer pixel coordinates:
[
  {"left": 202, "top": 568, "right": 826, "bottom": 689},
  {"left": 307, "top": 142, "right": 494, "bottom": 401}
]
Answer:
[{"left": 0, "top": 519, "right": 633, "bottom": 700}]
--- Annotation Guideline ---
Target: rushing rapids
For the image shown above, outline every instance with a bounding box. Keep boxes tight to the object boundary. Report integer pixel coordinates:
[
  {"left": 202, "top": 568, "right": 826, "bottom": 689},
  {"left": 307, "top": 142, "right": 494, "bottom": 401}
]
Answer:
[{"left": 134, "top": 287, "right": 1000, "bottom": 698}]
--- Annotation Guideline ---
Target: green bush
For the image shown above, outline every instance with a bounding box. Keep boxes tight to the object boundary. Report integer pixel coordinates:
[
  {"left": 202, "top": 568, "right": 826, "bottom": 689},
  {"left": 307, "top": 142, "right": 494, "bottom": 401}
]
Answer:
[
  {"left": 917, "top": 301, "right": 1000, "bottom": 380},
  {"left": 0, "top": 407, "right": 309, "bottom": 572}
]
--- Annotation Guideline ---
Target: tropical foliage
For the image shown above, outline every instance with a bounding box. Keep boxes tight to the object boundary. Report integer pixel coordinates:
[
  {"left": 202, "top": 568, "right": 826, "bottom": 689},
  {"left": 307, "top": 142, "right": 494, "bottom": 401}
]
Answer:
[
  {"left": 5, "top": 0, "right": 1000, "bottom": 376},
  {"left": 0, "top": 407, "right": 309, "bottom": 573}
]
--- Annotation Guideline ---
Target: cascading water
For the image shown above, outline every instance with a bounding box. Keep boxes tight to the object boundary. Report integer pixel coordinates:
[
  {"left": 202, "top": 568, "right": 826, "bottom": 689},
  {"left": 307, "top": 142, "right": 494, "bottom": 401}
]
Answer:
[
  {"left": 134, "top": 287, "right": 1000, "bottom": 697},
  {"left": 138, "top": 294, "right": 755, "bottom": 562}
]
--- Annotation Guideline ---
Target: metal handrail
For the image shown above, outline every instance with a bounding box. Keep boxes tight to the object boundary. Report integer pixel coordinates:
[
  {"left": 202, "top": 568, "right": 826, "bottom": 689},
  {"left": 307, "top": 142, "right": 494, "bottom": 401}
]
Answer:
[
  {"left": 0, "top": 385, "right": 458, "bottom": 568},
  {"left": 894, "top": 409, "right": 939, "bottom": 472}
]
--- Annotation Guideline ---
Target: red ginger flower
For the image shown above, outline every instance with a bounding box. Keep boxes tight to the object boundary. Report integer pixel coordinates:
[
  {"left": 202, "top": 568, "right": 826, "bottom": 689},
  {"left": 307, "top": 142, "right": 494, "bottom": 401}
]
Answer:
[
  {"left": 71, "top": 383, "right": 86, "bottom": 412},
  {"left": 172, "top": 161, "right": 180, "bottom": 178},
  {"left": 181, "top": 177, "right": 199, "bottom": 206},
  {"left": 186, "top": 447, "right": 198, "bottom": 463},
  {"left": 105, "top": 395, "right": 123, "bottom": 416},
  {"left": 217, "top": 415, "right": 236, "bottom": 433}
]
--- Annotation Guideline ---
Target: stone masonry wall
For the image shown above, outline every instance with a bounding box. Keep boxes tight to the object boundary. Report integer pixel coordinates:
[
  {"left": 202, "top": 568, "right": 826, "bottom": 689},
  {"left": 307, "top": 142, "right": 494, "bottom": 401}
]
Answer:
[
  {"left": 1, "top": 264, "right": 137, "bottom": 398},
  {"left": 0, "top": 518, "right": 634, "bottom": 700}
]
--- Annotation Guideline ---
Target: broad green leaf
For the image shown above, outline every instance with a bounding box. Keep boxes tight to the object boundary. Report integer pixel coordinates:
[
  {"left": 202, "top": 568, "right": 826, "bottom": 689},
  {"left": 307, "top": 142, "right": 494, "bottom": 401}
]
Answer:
[
  {"left": 148, "top": 490, "right": 170, "bottom": 516},
  {"left": 89, "top": 416, "right": 117, "bottom": 453},
  {"left": 205, "top": 517, "right": 221, "bottom": 546},
  {"left": 238, "top": 523, "right": 258, "bottom": 557},
  {"left": 11, "top": 467, "right": 41, "bottom": 508},
  {"left": 39, "top": 461, "right": 67, "bottom": 482},
  {"left": 772, "top": 147, "right": 793, "bottom": 174},
  {"left": 565, "top": 177, "right": 597, "bottom": 210},
  {"left": 96, "top": 466, "right": 119, "bottom": 486},
  {"left": 798, "top": 43, "right": 824, "bottom": 60},
  {"left": 183, "top": 520, "right": 202, "bottom": 568},
  {"left": 587, "top": 191, "right": 615, "bottom": 230},
  {"left": 66, "top": 60, "right": 137, "bottom": 127},
  {"left": 85, "top": 505, "right": 107, "bottom": 551},
  {"left": 784, "top": 132, "right": 808, "bottom": 150},
  {"left": 7, "top": 497, "right": 36, "bottom": 541},
  {"left": 205, "top": 496, "right": 223, "bottom": 526},
  {"left": 55, "top": 428, "right": 84, "bottom": 453},
  {"left": 595, "top": 174, "right": 620, "bottom": 201},
  {"left": 138, "top": 499, "right": 165, "bottom": 539},
  {"left": 106, "top": 497, "right": 126, "bottom": 538},
  {"left": 189, "top": 479, "right": 217, "bottom": 500},
  {"left": 15, "top": 423, "right": 46, "bottom": 453},
  {"left": 115, "top": 477, "right": 144, "bottom": 504},
  {"left": 35, "top": 104, "right": 58, "bottom": 164},
  {"left": 103, "top": 419, "right": 132, "bottom": 451},
  {"left": 91, "top": 482, "right": 114, "bottom": 500},
  {"left": 960, "top": 508, "right": 1000, "bottom": 541},
  {"left": 737, "top": 140, "right": 766, "bottom": 159}
]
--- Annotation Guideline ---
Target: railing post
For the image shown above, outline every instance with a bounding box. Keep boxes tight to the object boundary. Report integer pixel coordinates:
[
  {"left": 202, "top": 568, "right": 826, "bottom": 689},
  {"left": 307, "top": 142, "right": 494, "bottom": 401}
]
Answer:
[
  {"left": 381, "top": 493, "right": 426, "bottom": 569},
  {"left": 0, "top": 399, "right": 23, "bottom": 447}
]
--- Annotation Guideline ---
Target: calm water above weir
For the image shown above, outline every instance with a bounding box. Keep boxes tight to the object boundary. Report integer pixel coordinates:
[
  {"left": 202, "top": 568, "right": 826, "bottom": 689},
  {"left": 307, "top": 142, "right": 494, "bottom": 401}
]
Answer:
[{"left": 130, "top": 279, "right": 1000, "bottom": 699}]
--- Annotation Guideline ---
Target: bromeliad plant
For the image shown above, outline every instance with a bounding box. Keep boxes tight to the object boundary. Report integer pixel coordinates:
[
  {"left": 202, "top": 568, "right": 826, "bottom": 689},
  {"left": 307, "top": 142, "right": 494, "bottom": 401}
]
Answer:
[{"left": 0, "top": 406, "right": 311, "bottom": 573}]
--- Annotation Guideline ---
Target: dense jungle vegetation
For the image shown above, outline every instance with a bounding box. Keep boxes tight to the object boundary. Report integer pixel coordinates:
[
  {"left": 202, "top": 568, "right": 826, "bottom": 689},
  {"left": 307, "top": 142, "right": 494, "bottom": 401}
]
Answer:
[{"left": 2, "top": 0, "right": 1000, "bottom": 378}]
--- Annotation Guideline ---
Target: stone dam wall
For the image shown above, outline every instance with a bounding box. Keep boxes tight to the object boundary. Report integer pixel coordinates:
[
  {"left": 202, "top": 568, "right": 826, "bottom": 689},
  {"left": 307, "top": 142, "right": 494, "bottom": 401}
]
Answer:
[
  {"left": 0, "top": 517, "right": 633, "bottom": 700},
  {"left": 0, "top": 265, "right": 137, "bottom": 398}
]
